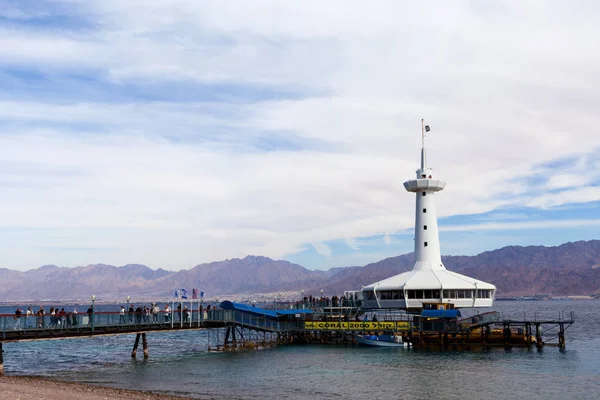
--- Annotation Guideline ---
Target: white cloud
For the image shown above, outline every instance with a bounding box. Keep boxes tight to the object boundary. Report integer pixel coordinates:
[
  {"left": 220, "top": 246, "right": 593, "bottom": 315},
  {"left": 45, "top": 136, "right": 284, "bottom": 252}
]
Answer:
[
  {"left": 1, "top": 1, "right": 600, "bottom": 270},
  {"left": 441, "top": 219, "right": 600, "bottom": 233},
  {"left": 311, "top": 242, "right": 332, "bottom": 258}
]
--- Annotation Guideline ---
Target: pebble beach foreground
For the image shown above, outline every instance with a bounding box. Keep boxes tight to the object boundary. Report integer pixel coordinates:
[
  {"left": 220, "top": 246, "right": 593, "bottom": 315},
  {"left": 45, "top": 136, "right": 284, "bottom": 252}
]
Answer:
[{"left": 0, "top": 376, "right": 197, "bottom": 400}]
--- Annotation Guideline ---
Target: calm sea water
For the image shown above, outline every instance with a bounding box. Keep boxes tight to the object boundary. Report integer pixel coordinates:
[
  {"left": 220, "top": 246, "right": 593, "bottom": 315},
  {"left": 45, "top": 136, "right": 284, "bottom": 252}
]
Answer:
[{"left": 2, "top": 300, "right": 600, "bottom": 399}]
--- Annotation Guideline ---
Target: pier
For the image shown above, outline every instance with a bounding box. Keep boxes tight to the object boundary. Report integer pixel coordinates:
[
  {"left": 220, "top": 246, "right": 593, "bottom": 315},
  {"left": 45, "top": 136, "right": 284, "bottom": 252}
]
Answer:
[{"left": 0, "top": 301, "right": 575, "bottom": 376}]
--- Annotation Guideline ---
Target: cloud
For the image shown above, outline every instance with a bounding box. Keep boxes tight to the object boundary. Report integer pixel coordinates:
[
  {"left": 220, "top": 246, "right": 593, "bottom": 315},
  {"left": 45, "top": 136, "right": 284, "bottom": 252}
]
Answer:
[
  {"left": 441, "top": 218, "right": 600, "bottom": 232},
  {"left": 1, "top": 1, "right": 600, "bottom": 270},
  {"left": 311, "top": 242, "right": 332, "bottom": 258}
]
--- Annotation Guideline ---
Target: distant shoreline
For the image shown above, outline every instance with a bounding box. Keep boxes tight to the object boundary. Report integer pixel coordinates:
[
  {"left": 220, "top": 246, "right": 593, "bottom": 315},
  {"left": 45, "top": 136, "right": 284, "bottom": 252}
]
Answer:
[
  {"left": 496, "top": 295, "right": 598, "bottom": 301},
  {"left": 0, "top": 375, "right": 196, "bottom": 400}
]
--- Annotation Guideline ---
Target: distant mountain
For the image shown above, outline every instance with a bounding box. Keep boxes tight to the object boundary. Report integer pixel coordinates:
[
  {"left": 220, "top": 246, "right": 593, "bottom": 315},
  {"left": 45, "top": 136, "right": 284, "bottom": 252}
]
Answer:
[
  {"left": 320, "top": 240, "right": 600, "bottom": 296},
  {"left": 0, "top": 240, "right": 599, "bottom": 302},
  {"left": 143, "top": 255, "right": 330, "bottom": 298}
]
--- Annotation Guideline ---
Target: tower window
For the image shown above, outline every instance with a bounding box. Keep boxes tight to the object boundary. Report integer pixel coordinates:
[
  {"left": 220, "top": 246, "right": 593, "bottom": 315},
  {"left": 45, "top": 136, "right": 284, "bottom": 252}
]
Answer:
[
  {"left": 424, "top": 242, "right": 428, "bottom": 247},
  {"left": 423, "top": 208, "right": 427, "bottom": 213},
  {"left": 424, "top": 225, "right": 428, "bottom": 230},
  {"left": 422, "top": 192, "right": 426, "bottom": 196}
]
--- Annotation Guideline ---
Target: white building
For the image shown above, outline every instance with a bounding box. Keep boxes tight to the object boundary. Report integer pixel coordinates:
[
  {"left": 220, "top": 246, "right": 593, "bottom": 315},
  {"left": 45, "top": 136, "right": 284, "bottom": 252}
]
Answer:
[{"left": 362, "top": 122, "right": 496, "bottom": 310}]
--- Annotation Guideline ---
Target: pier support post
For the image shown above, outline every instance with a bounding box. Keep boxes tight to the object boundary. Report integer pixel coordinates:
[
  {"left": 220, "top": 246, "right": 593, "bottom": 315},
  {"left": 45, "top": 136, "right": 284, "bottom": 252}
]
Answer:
[
  {"left": 132, "top": 333, "right": 141, "bottom": 358},
  {"left": 558, "top": 323, "right": 565, "bottom": 350},
  {"left": 142, "top": 333, "right": 149, "bottom": 359},
  {"left": 0, "top": 342, "right": 4, "bottom": 376},
  {"left": 535, "top": 323, "right": 543, "bottom": 350}
]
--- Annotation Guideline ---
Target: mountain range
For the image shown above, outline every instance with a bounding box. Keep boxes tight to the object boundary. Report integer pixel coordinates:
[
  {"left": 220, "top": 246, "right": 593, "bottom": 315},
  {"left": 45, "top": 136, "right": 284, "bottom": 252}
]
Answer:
[{"left": 1, "top": 240, "right": 599, "bottom": 302}]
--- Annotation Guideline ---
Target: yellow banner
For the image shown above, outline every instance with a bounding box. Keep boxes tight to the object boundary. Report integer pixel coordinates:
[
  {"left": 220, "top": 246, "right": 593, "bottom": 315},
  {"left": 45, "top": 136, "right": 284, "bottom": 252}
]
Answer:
[{"left": 304, "top": 321, "right": 409, "bottom": 331}]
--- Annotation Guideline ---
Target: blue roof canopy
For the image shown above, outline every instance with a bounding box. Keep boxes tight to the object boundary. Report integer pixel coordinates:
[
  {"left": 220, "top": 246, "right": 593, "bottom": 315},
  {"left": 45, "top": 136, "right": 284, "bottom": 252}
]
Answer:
[
  {"left": 275, "top": 309, "right": 313, "bottom": 316},
  {"left": 219, "top": 301, "right": 278, "bottom": 318},
  {"left": 421, "top": 309, "right": 461, "bottom": 318}
]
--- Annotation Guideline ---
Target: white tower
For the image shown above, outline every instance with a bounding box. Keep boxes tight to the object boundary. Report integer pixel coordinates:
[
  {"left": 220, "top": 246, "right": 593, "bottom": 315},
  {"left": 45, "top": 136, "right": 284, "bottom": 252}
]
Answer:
[
  {"left": 361, "top": 120, "right": 496, "bottom": 310},
  {"left": 403, "top": 120, "right": 446, "bottom": 272}
]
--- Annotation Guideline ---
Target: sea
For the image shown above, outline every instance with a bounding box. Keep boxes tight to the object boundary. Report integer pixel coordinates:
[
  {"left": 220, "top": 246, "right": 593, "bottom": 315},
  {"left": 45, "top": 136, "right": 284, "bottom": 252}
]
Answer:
[{"left": 1, "top": 300, "right": 599, "bottom": 399}]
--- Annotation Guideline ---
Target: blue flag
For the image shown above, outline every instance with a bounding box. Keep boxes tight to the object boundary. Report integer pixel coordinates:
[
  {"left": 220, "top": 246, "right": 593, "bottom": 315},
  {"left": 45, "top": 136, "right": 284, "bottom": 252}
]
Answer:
[
  {"left": 174, "top": 289, "right": 180, "bottom": 299},
  {"left": 181, "top": 289, "right": 188, "bottom": 300},
  {"left": 200, "top": 290, "right": 205, "bottom": 299}
]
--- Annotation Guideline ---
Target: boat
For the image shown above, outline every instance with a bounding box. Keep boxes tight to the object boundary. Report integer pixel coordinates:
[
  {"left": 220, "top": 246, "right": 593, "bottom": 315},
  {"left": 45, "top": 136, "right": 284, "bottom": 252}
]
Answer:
[{"left": 355, "top": 333, "right": 408, "bottom": 348}]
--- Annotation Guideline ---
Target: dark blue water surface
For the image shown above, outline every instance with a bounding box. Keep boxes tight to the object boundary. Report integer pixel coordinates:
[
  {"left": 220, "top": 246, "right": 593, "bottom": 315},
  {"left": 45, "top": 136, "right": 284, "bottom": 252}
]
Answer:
[{"left": 2, "top": 300, "right": 599, "bottom": 399}]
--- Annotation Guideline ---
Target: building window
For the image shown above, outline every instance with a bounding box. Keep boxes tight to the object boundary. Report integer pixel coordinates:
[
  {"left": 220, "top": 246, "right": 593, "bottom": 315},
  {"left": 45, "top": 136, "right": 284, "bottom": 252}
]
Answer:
[
  {"left": 424, "top": 242, "right": 428, "bottom": 247},
  {"left": 423, "top": 208, "right": 427, "bottom": 213},
  {"left": 424, "top": 225, "right": 427, "bottom": 230},
  {"left": 422, "top": 192, "right": 426, "bottom": 196}
]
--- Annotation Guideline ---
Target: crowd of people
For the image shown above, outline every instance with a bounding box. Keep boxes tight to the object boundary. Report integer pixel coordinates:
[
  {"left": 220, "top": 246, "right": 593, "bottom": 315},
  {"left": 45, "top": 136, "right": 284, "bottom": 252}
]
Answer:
[
  {"left": 298, "top": 294, "right": 359, "bottom": 308},
  {"left": 10, "top": 303, "right": 216, "bottom": 330},
  {"left": 11, "top": 306, "right": 81, "bottom": 330}
]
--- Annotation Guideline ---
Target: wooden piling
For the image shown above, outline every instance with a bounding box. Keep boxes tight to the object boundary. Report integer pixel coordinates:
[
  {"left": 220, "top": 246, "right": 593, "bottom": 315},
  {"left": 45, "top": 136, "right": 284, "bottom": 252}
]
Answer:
[
  {"left": 132, "top": 333, "right": 141, "bottom": 358},
  {"left": 535, "top": 323, "right": 543, "bottom": 349},
  {"left": 0, "top": 342, "right": 4, "bottom": 376},
  {"left": 142, "top": 333, "right": 148, "bottom": 359},
  {"left": 558, "top": 323, "right": 565, "bottom": 350}
]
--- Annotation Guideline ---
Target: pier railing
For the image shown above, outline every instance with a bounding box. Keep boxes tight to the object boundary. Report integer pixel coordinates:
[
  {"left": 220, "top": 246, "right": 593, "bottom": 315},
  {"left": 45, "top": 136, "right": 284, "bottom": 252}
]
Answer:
[{"left": 1, "top": 309, "right": 305, "bottom": 340}]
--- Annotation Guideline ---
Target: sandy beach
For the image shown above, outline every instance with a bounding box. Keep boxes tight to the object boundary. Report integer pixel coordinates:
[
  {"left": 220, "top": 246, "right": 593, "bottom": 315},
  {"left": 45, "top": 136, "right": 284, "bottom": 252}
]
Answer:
[{"left": 0, "top": 376, "right": 196, "bottom": 400}]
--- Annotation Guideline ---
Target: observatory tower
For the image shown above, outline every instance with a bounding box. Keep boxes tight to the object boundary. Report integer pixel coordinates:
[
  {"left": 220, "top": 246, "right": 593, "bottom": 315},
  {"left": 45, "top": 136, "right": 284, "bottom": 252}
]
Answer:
[{"left": 361, "top": 121, "right": 496, "bottom": 310}]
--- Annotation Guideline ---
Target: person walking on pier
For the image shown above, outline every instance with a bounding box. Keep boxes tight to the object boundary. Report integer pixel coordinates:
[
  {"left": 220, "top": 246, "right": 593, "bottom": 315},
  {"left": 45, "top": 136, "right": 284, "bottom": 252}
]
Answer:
[
  {"left": 26, "top": 307, "right": 33, "bottom": 328},
  {"left": 152, "top": 303, "right": 160, "bottom": 323},
  {"left": 135, "top": 306, "right": 142, "bottom": 324},
  {"left": 87, "top": 305, "right": 94, "bottom": 326},
  {"left": 119, "top": 306, "right": 126, "bottom": 324},
  {"left": 58, "top": 308, "right": 67, "bottom": 328},
  {"left": 128, "top": 304, "right": 134, "bottom": 323},
  {"left": 164, "top": 304, "right": 171, "bottom": 323},
  {"left": 13, "top": 308, "right": 22, "bottom": 330},
  {"left": 49, "top": 307, "right": 56, "bottom": 328},
  {"left": 36, "top": 307, "right": 44, "bottom": 328},
  {"left": 183, "top": 306, "right": 190, "bottom": 323}
]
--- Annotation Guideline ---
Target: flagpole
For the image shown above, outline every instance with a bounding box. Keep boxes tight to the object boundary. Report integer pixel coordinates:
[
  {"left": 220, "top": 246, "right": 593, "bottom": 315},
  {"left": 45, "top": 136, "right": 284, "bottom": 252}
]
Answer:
[
  {"left": 421, "top": 118, "right": 425, "bottom": 148},
  {"left": 171, "top": 288, "right": 174, "bottom": 329}
]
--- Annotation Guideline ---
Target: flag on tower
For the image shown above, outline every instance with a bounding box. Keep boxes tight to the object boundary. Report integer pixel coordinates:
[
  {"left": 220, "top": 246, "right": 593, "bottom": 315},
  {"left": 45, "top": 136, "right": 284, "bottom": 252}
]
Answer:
[{"left": 425, "top": 125, "right": 431, "bottom": 132}]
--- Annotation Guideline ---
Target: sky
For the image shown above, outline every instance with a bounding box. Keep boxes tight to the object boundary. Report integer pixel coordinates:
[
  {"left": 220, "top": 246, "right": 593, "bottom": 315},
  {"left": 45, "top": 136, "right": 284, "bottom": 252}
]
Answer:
[{"left": 1, "top": 1, "right": 599, "bottom": 272}]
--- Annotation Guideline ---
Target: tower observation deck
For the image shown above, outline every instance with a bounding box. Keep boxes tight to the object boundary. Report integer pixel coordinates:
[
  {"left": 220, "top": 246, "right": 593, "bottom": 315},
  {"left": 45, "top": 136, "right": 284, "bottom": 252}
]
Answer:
[{"left": 362, "top": 121, "right": 496, "bottom": 311}]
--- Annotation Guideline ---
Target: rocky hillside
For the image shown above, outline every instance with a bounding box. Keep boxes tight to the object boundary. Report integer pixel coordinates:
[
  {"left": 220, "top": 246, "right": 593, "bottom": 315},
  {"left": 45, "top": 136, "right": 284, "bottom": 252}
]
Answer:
[{"left": 0, "top": 241, "right": 599, "bottom": 301}]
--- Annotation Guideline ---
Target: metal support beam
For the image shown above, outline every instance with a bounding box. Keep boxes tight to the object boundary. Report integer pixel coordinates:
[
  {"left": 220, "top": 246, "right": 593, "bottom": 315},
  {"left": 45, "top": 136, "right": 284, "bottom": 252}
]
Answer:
[
  {"left": 223, "top": 327, "right": 231, "bottom": 349},
  {"left": 132, "top": 333, "right": 141, "bottom": 358}
]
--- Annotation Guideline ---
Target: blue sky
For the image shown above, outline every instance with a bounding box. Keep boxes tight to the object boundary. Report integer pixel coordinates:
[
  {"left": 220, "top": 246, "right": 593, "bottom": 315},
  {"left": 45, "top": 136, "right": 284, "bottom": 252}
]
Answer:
[{"left": 0, "top": 1, "right": 599, "bottom": 271}]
